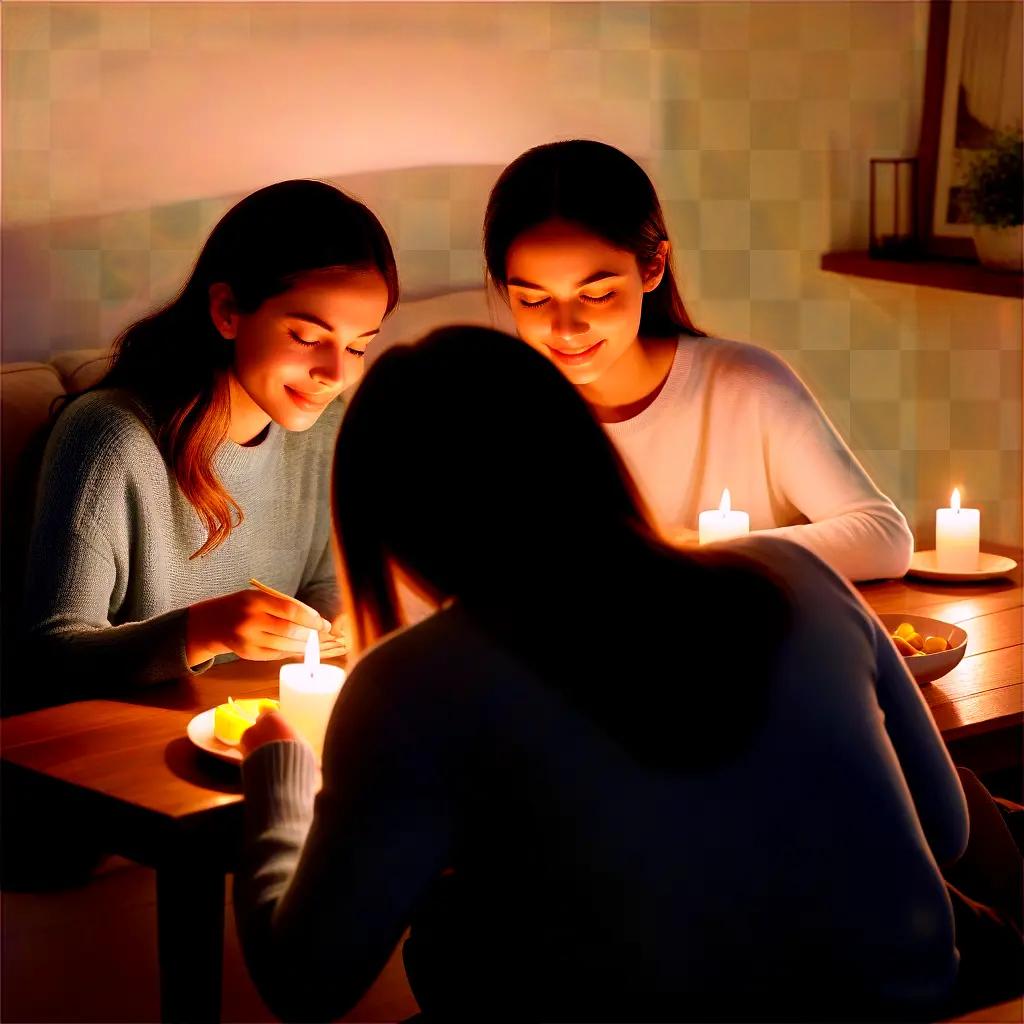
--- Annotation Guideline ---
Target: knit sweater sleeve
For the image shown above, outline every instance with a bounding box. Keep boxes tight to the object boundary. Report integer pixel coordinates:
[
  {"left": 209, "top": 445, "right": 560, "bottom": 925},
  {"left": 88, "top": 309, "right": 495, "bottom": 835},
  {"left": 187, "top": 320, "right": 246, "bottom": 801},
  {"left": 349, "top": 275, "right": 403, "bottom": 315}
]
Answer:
[
  {"left": 24, "top": 395, "right": 207, "bottom": 694},
  {"left": 234, "top": 636, "right": 458, "bottom": 1021},
  {"left": 757, "top": 355, "right": 913, "bottom": 581}
]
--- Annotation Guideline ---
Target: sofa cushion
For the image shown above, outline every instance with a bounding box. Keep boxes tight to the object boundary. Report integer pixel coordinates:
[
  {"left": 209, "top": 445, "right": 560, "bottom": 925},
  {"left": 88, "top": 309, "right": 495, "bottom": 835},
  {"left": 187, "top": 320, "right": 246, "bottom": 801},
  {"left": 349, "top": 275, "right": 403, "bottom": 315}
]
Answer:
[
  {"left": 1, "top": 363, "right": 64, "bottom": 501},
  {"left": 1, "top": 363, "right": 69, "bottom": 709},
  {"left": 50, "top": 348, "right": 111, "bottom": 393}
]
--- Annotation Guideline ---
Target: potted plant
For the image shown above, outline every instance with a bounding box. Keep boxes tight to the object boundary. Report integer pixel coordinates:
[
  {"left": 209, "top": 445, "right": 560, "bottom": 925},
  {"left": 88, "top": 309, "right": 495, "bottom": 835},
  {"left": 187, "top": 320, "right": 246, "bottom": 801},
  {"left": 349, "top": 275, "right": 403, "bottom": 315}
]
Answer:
[{"left": 961, "top": 129, "right": 1023, "bottom": 272}]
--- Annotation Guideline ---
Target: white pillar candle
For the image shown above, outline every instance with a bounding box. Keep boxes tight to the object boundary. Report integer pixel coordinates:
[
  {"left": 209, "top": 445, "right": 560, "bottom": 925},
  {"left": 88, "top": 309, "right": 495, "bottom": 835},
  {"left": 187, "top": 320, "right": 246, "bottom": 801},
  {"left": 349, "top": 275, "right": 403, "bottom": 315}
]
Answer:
[
  {"left": 935, "top": 488, "right": 980, "bottom": 572},
  {"left": 698, "top": 488, "right": 750, "bottom": 545},
  {"left": 279, "top": 630, "right": 345, "bottom": 759}
]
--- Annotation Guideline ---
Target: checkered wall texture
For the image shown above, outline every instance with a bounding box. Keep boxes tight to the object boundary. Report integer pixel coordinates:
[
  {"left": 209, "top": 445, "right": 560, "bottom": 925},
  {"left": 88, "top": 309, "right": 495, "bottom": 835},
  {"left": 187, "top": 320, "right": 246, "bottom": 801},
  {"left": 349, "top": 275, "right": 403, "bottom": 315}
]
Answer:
[{"left": 3, "top": 3, "right": 1021, "bottom": 548}]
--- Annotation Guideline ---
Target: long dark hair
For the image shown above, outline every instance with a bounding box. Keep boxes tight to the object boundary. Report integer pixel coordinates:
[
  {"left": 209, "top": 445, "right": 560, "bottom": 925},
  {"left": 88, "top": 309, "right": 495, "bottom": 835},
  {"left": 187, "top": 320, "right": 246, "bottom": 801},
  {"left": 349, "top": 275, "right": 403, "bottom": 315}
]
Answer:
[
  {"left": 484, "top": 140, "right": 703, "bottom": 339},
  {"left": 333, "top": 326, "right": 788, "bottom": 773},
  {"left": 62, "top": 179, "right": 399, "bottom": 558}
]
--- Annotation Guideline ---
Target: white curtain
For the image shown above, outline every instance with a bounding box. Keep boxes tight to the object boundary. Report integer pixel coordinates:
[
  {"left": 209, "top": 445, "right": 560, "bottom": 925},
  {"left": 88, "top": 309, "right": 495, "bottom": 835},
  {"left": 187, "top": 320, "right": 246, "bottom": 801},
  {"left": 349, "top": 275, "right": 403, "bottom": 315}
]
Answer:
[{"left": 960, "top": 1, "right": 1023, "bottom": 134}]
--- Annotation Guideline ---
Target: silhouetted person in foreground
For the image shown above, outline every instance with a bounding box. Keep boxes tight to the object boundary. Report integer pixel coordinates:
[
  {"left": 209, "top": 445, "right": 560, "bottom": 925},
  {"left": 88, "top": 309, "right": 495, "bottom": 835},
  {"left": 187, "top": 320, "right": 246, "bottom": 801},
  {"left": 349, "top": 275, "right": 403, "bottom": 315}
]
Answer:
[{"left": 235, "top": 327, "right": 1021, "bottom": 1022}]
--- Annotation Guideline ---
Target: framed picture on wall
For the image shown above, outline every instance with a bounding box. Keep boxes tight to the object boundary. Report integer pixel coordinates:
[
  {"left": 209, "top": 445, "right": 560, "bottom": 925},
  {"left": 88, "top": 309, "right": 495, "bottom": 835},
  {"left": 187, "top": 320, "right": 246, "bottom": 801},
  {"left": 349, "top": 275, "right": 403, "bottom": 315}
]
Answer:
[{"left": 918, "top": 0, "right": 1023, "bottom": 258}]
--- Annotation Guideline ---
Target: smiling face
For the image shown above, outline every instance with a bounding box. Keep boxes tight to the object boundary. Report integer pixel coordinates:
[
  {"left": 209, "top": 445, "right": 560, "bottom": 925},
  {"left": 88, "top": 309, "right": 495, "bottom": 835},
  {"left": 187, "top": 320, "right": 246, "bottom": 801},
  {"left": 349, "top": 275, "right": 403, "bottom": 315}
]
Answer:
[
  {"left": 503, "top": 218, "right": 665, "bottom": 389},
  {"left": 210, "top": 267, "right": 390, "bottom": 438}
]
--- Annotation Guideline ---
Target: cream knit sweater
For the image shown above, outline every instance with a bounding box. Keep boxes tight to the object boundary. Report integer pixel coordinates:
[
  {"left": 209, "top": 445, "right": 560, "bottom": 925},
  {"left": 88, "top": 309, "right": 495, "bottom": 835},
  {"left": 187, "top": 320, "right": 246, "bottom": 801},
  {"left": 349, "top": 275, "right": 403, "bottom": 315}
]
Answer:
[{"left": 605, "top": 336, "right": 914, "bottom": 581}]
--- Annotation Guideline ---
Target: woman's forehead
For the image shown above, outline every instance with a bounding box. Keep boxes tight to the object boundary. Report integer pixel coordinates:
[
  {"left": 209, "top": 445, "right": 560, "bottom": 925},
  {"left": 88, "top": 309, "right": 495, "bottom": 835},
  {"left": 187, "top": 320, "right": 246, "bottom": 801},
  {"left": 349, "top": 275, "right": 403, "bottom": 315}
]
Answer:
[{"left": 506, "top": 221, "right": 635, "bottom": 281}]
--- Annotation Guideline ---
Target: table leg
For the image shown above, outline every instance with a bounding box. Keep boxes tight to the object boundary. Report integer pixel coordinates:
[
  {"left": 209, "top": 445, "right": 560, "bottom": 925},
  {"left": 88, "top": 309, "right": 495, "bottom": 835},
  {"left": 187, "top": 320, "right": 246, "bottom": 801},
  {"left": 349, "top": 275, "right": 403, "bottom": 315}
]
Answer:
[{"left": 156, "top": 860, "right": 225, "bottom": 1023}]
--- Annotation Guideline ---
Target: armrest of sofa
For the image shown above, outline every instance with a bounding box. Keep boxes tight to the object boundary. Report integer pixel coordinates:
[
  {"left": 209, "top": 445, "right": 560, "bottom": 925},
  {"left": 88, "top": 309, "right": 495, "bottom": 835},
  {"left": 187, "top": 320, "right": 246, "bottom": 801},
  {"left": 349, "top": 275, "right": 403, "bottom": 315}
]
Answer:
[{"left": 50, "top": 348, "right": 111, "bottom": 393}]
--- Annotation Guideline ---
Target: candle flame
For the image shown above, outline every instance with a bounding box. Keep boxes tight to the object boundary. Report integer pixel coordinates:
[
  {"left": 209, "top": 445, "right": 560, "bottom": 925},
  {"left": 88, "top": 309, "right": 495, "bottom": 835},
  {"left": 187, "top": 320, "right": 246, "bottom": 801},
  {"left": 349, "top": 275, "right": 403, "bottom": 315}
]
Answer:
[
  {"left": 304, "top": 628, "right": 319, "bottom": 670},
  {"left": 951, "top": 487, "right": 961, "bottom": 513},
  {"left": 719, "top": 488, "right": 731, "bottom": 515}
]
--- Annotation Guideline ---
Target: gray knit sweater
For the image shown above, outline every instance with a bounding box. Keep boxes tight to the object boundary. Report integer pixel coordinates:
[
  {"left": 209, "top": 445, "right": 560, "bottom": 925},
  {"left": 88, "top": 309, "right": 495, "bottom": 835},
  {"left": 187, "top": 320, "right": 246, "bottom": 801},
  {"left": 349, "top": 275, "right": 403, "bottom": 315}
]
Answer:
[{"left": 24, "top": 388, "right": 342, "bottom": 691}]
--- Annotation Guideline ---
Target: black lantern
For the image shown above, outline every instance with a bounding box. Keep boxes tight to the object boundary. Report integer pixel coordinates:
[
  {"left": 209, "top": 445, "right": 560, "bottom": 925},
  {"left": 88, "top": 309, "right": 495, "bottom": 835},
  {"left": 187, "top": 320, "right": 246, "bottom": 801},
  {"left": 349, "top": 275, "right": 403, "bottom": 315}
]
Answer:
[{"left": 869, "top": 157, "right": 919, "bottom": 259}]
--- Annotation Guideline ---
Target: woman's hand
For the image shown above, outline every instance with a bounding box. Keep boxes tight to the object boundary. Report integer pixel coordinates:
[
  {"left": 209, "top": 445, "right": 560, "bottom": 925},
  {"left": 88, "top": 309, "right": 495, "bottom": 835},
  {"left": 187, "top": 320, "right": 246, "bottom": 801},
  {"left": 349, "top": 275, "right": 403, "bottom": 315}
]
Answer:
[
  {"left": 667, "top": 526, "right": 700, "bottom": 547},
  {"left": 240, "top": 709, "right": 299, "bottom": 756},
  {"left": 185, "top": 589, "right": 338, "bottom": 666},
  {"left": 328, "top": 611, "right": 351, "bottom": 651}
]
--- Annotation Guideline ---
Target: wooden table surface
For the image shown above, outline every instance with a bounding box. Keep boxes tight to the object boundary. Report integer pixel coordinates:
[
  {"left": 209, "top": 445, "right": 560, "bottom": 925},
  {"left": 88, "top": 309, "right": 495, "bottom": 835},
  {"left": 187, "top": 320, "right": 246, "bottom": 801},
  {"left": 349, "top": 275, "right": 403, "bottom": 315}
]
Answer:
[
  {"left": 2, "top": 558, "right": 1021, "bottom": 1021},
  {"left": 857, "top": 556, "right": 1023, "bottom": 771}
]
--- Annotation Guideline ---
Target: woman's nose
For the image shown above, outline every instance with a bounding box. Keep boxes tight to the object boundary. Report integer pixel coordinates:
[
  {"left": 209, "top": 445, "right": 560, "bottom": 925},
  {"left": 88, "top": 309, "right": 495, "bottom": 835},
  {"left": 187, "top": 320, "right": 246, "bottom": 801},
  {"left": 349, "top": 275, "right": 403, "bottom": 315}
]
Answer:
[
  {"left": 550, "top": 303, "right": 589, "bottom": 341},
  {"left": 310, "top": 344, "right": 344, "bottom": 387}
]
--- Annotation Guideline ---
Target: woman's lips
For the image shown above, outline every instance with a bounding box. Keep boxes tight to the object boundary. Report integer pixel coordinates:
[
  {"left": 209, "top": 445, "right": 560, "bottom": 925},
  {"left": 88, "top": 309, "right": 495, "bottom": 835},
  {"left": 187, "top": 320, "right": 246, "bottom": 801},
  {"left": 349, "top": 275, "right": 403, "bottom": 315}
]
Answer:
[
  {"left": 548, "top": 340, "right": 605, "bottom": 366},
  {"left": 285, "top": 385, "right": 335, "bottom": 412}
]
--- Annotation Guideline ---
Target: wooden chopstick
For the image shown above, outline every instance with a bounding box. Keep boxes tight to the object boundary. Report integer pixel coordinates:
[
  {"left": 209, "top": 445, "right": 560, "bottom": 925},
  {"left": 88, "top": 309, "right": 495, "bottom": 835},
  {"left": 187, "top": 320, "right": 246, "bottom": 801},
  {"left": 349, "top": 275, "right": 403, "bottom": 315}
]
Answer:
[
  {"left": 250, "top": 577, "right": 347, "bottom": 647},
  {"left": 249, "top": 577, "right": 295, "bottom": 603}
]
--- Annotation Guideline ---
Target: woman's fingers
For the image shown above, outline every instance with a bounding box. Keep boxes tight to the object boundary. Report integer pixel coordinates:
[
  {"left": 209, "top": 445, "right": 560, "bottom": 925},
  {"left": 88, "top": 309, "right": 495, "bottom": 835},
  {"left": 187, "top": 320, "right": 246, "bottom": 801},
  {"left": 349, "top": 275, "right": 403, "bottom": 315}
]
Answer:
[
  {"left": 252, "top": 630, "right": 313, "bottom": 655},
  {"left": 251, "top": 628, "right": 349, "bottom": 656},
  {"left": 318, "top": 644, "right": 348, "bottom": 658},
  {"left": 255, "top": 592, "right": 331, "bottom": 634}
]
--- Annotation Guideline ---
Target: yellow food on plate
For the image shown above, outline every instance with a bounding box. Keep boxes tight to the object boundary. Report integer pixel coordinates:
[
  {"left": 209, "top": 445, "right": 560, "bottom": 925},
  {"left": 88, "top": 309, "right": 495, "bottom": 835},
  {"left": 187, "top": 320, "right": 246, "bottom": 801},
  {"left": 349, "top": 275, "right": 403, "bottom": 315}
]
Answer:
[
  {"left": 923, "top": 635, "right": 949, "bottom": 654},
  {"left": 213, "top": 697, "right": 279, "bottom": 746},
  {"left": 894, "top": 622, "right": 916, "bottom": 640}
]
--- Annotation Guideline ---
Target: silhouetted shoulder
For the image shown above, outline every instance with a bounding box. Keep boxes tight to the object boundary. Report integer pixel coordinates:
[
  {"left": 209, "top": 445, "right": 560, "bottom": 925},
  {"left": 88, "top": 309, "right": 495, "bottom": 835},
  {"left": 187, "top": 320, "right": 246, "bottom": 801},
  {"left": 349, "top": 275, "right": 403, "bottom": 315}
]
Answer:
[
  {"left": 727, "top": 533, "right": 874, "bottom": 640},
  {"left": 344, "top": 605, "right": 517, "bottom": 710}
]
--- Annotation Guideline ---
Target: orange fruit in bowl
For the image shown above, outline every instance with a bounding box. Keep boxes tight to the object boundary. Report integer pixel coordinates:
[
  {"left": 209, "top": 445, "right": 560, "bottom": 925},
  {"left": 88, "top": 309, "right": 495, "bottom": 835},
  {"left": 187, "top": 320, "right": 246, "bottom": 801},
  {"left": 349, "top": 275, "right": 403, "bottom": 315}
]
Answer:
[
  {"left": 892, "top": 636, "right": 919, "bottom": 657},
  {"left": 880, "top": 613, "right": 967, "bottom": 685}
]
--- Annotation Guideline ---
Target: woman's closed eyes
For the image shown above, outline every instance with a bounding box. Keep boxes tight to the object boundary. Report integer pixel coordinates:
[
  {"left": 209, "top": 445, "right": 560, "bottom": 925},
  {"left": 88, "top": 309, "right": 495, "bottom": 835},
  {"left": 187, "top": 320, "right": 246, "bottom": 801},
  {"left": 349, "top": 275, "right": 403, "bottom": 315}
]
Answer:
[
  {"left": 288, "top": 328, "right": 320, "bottom": 348},
  {"left": 288, "top": 330, "right": 366, "bottom": 358},
  {"left": 517, "top": 291, "right": 616, "bottom": 309}
]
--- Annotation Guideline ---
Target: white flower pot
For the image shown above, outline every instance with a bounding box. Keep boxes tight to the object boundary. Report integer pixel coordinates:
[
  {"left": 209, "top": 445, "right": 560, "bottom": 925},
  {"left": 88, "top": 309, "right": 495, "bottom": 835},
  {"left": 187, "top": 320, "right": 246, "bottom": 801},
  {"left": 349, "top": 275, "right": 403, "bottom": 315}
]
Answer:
[{"left": 973, "top": 224, "right": 1023, "bottom": 272}]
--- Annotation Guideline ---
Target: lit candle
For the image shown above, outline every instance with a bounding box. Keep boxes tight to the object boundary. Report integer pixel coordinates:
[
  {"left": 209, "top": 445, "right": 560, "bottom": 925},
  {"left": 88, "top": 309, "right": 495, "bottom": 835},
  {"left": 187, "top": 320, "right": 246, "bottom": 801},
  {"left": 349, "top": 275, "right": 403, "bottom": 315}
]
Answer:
[
  {"left": 935, "top": 488, "right": 980, "bottom": 572},
  {"left": 279, "top": 629, "right": 345, "bottom": 759},
  {"left": 698, "top": 488, "right": 750, "bottom": 545}
]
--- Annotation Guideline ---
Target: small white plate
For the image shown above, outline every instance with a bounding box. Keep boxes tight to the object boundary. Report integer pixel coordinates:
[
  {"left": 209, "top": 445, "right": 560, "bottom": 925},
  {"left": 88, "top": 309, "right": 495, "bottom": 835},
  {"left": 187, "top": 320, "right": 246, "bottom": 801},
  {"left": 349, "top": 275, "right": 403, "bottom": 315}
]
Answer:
[
  {"left": 906, "top": 550, "right": 1018, "bottom": 582},
  {"left": 186, "top": 707, "right": 243, "bottom": 764}
]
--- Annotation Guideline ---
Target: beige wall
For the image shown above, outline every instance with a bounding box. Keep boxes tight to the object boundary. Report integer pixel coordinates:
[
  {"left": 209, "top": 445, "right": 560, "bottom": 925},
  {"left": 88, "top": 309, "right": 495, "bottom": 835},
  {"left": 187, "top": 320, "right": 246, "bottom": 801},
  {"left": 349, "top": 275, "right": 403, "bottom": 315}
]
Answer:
[{"left": 2, "top": 2, "right": 1021, "bottom": 547}]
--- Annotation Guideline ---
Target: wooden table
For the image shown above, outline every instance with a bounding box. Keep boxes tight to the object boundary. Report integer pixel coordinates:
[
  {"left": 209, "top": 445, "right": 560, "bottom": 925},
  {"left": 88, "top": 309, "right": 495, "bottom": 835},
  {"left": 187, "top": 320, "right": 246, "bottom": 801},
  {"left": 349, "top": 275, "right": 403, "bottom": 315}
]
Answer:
[
  {"left": 858, "top": 555, "right": 1023, "bottom": 776},
  {"left": 0, "top": 657, "right": 308, "bottom": 1024},
  {"left": 2, "top": 563, "right": 1021, "bottom": 1022}
]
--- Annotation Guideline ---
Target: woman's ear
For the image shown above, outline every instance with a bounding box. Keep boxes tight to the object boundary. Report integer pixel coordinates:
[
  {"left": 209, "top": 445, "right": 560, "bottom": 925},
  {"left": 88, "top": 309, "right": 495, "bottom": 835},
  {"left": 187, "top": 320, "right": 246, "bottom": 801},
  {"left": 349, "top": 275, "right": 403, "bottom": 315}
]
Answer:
[
  {"left": 208, "top": 282, "right": 239, "bottom": 340},
  {"left": 641, "top": 241, "right": 670, "bottom": 293}
]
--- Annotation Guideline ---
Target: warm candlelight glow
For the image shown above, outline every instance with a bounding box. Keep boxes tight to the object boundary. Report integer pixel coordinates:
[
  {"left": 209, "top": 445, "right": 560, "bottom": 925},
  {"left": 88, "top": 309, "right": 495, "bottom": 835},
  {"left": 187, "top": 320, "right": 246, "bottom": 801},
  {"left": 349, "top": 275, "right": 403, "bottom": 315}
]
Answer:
[
  {"left": 699, "top": 487, "right": 750, "bottom": 545},
  {"left": 935, "top": 487, "right": 979, "bottom": 572},
  {"left": 279, "top": 628, "right": 346, "bottom": 758},
  {"left": 304, "top": 627, "right": 319, "bottom": 669}
]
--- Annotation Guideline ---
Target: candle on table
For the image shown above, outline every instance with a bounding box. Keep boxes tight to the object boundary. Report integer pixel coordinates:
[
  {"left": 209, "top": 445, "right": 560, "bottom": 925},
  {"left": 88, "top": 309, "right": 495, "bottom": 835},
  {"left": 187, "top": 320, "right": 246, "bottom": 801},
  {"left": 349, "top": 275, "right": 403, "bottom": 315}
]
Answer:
[
  {"left": 698, "top": 488, "right": 750, "bottom": 545},
  {"left": 935, "top": 488, "right": 979, "bottom": 572},
  {"left": 279, "top": 629, "right": 345, "bottom": 759}
]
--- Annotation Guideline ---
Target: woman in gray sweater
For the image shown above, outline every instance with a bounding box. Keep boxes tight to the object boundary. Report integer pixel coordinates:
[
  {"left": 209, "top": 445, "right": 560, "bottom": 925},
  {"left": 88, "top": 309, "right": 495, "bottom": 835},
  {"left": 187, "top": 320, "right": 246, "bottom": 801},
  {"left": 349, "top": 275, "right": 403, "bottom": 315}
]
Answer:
[
  {"left": 236, "top": 328, "right": 1020, "bottom": 1021},
  {"left": 24, "top": 179, "right": 398, "bottom": 696}
]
